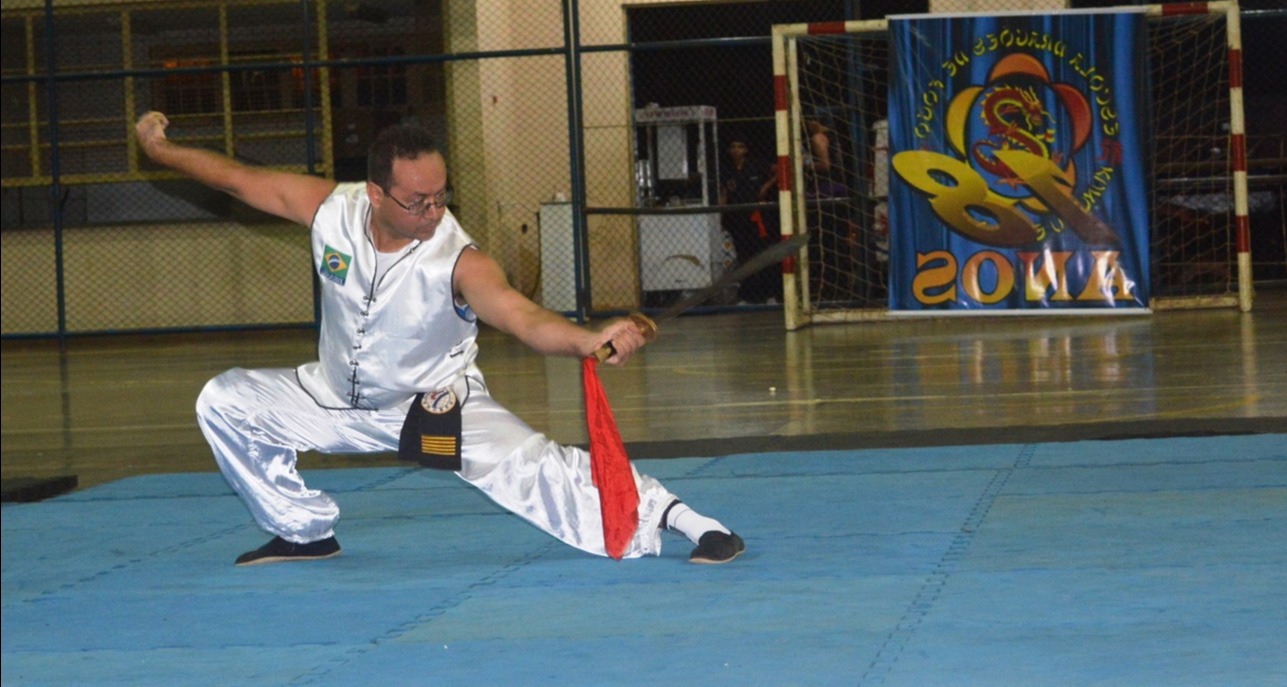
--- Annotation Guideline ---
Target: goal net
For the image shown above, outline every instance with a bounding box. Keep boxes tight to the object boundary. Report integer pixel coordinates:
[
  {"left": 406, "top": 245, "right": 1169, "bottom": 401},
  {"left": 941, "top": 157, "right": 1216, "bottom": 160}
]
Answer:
[{"left": 772, "top": 2, "right": 1250, "bottom": 329}]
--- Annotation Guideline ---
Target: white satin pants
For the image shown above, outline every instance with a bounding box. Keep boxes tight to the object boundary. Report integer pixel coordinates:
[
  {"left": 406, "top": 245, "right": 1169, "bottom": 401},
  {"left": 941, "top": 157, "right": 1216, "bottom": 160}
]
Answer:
[{"left": 195, "top": 367, "right": 674, "bottom": 558}]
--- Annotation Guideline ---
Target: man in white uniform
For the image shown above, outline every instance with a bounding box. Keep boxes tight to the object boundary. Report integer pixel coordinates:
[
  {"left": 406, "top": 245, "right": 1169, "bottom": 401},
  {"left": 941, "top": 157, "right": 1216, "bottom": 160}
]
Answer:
[{"left": 134, "top": 111, "right": 744, "bottom": 566}]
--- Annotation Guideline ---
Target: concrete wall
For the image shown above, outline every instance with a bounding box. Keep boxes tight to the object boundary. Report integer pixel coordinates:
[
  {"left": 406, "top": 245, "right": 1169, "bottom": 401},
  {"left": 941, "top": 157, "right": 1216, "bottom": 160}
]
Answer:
[
  {"left": 1, "top": 222, "right": 313, "bottom": 334},
  {"left": 444, "top": 0, "right": 642, "bottom": 310}
]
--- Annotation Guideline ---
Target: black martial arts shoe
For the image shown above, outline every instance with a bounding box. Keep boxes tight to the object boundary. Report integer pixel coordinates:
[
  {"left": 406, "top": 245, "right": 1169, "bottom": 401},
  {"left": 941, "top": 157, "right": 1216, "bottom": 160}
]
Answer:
[
  {"left": 688, "top": 531, "right": 745, "bottom": 565},
  {"left": 234, "top": 535, "right": 341, "bottom": 566}
]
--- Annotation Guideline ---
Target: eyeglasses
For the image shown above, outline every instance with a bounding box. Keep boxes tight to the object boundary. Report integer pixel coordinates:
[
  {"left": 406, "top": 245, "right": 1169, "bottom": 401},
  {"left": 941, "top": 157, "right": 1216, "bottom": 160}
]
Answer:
[{"left": 383, "top": 186, "right": 452, "bottom": 215}]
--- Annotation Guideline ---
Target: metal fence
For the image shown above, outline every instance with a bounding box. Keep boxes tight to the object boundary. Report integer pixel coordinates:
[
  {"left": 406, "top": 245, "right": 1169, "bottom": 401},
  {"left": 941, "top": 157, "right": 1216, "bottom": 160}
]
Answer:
[{"left": 2, "top": 0, "right": 1283, "bottom": 337}]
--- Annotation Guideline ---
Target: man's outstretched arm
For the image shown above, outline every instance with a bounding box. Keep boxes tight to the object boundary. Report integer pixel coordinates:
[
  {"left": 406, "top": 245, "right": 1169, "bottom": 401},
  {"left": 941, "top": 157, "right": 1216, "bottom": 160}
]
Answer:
[
  {"left": 135, "top": 111, "right": 336, "bottom": 226},
  {"left": 453, "top": 247, "right": 647, "bottom": 365}
]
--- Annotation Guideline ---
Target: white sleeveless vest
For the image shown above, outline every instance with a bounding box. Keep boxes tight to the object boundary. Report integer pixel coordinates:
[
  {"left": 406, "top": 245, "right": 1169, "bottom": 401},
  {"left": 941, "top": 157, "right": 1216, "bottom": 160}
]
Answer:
[{"left": 297, "top": 182, "right": 479, "bottom": 410}]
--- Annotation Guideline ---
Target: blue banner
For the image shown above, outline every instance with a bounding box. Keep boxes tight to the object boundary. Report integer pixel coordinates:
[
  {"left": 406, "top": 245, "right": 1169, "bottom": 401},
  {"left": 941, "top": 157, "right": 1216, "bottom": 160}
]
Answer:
[{"left": 887, "top": 11, "right": 1151, "bottom": 311}]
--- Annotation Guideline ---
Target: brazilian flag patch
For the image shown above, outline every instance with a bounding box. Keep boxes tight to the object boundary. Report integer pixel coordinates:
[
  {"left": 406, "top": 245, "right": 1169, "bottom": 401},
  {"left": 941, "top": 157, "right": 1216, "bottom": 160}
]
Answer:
[{"left": 320, "top": 245, "right": 351, "bottom": 285}]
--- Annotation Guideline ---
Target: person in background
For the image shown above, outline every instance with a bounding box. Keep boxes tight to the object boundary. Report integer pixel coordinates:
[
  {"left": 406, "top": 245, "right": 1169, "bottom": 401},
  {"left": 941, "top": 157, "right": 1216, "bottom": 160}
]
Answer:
[
  {"left": 801, "top": 117, "right": 854, "bottom": 299},
  {"left": 719, "top": 134, "right": 781, "bottom": 305}
]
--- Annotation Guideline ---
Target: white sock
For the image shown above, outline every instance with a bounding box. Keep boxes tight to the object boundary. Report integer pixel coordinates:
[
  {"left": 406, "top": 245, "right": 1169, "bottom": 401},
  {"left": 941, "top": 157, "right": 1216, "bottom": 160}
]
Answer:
[{"left": 662, "top": 501, "right": 730, "bottom": 545}]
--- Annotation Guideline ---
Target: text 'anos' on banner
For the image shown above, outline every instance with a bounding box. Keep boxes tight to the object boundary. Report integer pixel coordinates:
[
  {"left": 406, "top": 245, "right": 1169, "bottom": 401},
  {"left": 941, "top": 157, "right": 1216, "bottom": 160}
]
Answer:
[{"left": 886, "top": 9, "right": 1152, "bottom": 313}]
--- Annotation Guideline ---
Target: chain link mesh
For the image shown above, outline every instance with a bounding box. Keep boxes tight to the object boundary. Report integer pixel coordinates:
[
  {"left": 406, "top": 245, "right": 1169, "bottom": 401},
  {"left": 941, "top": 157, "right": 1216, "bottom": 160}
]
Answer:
[
  {"left": 793, "top": 31, "right": 892, "bottom": 310},
  {"left": 2, "top": 1, "right": 1283, "bottom": 337},
  {"left": 787, "top": 3, "right": 1284, "bottom": 319}
]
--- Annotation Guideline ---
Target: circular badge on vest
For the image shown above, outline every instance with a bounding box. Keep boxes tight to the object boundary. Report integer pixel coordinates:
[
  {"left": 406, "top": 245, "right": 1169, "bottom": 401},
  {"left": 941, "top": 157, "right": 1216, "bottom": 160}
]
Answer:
[{"left": 421, "top": 387, "right": 457, "bottom": 414}]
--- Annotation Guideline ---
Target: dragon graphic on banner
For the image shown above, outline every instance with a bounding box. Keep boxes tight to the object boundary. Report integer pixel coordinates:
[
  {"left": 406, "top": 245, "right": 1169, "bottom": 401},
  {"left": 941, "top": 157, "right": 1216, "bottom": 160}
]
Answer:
[{"left": 887, "top": 10, "right": 1151, "bottom": 311}]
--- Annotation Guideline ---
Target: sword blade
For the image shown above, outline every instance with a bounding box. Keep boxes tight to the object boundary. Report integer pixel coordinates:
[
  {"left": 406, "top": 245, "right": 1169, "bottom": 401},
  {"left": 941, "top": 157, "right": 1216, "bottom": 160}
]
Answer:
[
  {"left": 655, "top": 231, "right": 809, "bottom": 323},
  {"left": 590, "top": 231, "right": 808, "bottom": 362}
]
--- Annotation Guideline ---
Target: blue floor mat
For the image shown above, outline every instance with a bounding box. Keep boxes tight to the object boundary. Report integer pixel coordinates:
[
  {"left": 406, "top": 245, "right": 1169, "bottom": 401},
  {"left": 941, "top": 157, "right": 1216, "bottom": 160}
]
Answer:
[{"left": 4, "top": 435, "right": 1285, "bottom": 686}]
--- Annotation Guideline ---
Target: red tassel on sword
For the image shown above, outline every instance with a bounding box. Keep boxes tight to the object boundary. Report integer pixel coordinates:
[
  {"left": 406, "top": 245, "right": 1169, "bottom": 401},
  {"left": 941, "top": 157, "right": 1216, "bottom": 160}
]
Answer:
[
  {"left": 582, "top": 356, "right": 639, "bottom": 560},
  {"left": 584, "top": 313, "right": 657, "bottom": 560}
]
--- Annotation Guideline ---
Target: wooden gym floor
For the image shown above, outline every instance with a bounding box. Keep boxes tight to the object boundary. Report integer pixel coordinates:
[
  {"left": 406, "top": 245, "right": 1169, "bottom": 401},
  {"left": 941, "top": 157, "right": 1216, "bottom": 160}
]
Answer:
[{"left": 3, "top": 290, "right": 1284, "bottom": 492}]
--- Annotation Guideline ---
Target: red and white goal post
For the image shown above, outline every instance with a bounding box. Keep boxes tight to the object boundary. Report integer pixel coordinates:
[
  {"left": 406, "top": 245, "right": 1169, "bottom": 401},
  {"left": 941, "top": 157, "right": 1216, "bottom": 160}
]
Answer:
[{"left": 771, "top": 2, "right": 1250, "bottom": 331}]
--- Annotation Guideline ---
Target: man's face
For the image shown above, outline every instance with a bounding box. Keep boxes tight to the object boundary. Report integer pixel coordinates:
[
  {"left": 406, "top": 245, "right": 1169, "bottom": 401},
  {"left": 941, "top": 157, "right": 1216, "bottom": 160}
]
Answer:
[
  {"left": 728, "top": 141, "right": 748, "bottom": 161},
  {"left": 369, "top": 152, "right": 449, "bottom": 244}
]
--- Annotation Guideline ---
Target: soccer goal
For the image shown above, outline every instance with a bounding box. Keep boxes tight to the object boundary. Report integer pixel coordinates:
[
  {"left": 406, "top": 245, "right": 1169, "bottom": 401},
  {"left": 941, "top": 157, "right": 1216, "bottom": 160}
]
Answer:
[{"left": 771, "top": 2, "right": 1250, "bottom": 330}]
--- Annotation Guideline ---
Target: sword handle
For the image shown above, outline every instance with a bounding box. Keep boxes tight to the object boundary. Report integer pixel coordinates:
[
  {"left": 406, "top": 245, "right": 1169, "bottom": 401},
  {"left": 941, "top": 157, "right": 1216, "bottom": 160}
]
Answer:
[{"left": 591, "top": 312, "right": 658, "bottom": 363}]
